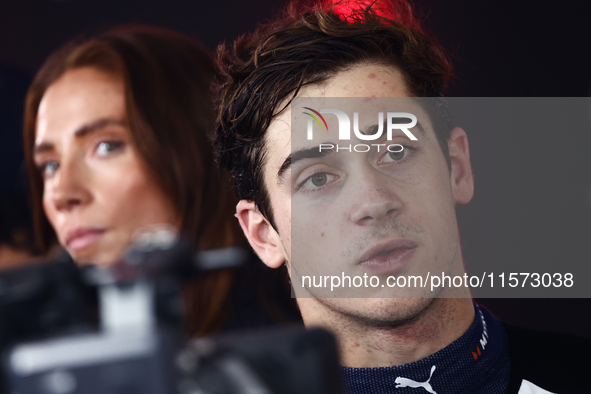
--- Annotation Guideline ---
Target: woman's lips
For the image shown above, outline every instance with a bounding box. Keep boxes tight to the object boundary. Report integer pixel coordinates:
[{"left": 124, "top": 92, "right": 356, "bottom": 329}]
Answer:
[
  {"left": 65, "top": 228, "right": 106, "bottom": 251},
  {"left": 358, "top": 239, "right": 417, "bottom": 275}
]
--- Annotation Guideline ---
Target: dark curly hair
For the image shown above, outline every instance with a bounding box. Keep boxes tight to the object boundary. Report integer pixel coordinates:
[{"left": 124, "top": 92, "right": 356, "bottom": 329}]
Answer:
[{"left": 215, "top": 0, "right": 453, "bottom": 228}]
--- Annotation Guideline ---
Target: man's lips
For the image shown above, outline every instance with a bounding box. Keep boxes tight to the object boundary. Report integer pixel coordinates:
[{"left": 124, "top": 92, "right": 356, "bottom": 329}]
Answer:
[
  {"left": 358, "top": 239, "right": 417, "bottom": 275},
  {"left": 65, "top": 228, "right": 106, "bottom": 251}
]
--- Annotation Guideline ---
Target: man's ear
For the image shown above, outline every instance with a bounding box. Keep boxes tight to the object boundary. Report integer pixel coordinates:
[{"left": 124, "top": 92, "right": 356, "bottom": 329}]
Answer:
[
  {"left": 236, "top": 200, "right": 286, "bottom": 269},
  {"left": 448, "top": 127, "right": 474, "bottom": 205}
]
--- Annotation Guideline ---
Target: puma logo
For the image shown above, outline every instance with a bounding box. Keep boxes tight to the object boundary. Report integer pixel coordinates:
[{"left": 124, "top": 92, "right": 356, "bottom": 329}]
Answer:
[{"left": 394, "top": 365, "right": 437, "bottom": 394}]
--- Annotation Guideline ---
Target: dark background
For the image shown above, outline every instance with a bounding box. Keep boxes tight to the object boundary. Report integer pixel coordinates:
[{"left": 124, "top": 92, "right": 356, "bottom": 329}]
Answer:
[{"left": 1, "top": 0, "right": 590, "bottom": 338}]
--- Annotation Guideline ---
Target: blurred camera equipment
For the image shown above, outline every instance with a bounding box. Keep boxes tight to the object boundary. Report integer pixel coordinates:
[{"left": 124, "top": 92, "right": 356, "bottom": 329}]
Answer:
[{"left": 0, "top": 228, "right": 343, "bottom": 394}]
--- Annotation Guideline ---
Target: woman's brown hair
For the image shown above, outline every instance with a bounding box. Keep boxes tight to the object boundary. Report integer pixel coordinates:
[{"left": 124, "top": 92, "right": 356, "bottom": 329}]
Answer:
[{"left": 23, "top": 25, "right": 239, "bottom": 336}]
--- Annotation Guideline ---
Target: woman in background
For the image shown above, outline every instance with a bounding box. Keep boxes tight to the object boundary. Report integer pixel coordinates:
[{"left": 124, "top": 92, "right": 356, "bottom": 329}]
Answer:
[{"left": 23, "top": 25, "right": 298, "bottom": 335}]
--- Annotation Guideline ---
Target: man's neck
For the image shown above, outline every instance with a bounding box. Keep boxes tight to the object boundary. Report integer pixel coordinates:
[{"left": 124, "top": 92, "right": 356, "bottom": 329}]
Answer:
[{"left": 300, "top": 297, "right": 475, "bottom": 368}]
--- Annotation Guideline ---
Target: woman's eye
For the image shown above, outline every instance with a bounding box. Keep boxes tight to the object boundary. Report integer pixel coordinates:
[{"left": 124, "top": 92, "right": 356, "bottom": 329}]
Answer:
[
  {"left": 39, "top": 161, "right": 59, "bottom": 178},
  {"left": 96, "top": 141, "right": 124, "bottom": 156}
]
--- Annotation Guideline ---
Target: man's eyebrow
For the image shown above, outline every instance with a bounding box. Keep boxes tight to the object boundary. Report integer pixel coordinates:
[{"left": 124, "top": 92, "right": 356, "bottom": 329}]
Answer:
[
  {"left": 362, "top": 119, "right": 427, "bottom": 137},
  {"left": 277, "top": 145, "right": 335, "bottom": 182},
  {"left": 33, "top": 118, "right": 125, "bottom": 156},
  {"left": 275, "top": 118, "right": 426, "bottom": 182}
]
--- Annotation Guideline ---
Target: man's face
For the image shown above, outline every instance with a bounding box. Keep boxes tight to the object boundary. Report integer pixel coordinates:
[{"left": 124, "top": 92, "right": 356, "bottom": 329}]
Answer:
[{"left": 239, "top": 63, "right": 473, "bottom": 325}]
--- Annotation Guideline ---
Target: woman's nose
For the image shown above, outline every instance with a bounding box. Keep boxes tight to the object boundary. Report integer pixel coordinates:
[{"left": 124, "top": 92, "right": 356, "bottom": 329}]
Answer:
[{"left": 47, "top": 158, "right": 92, "bottom": 212}]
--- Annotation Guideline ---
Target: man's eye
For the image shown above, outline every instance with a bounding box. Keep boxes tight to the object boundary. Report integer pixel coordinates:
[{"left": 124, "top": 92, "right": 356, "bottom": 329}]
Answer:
[
  {"left": 382, "top": 146, "right": 410, "bottom": 163},
  {"left": 39, "top": 161, "right": 59, "bottom": 178},
  {"left": 311, "top": 173, "right": 328, "bottom": 186},
  {"left": 298, "top": 172, "right": 337, "bottom": 191},
  {"left": 96, "top": 141, "right": 124, "bottom": 156}
]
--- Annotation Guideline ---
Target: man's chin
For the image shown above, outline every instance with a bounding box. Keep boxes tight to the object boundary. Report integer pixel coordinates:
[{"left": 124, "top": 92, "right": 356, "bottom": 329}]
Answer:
[{"left": 316, "top": 297, "right": 437, "bottom": 328}]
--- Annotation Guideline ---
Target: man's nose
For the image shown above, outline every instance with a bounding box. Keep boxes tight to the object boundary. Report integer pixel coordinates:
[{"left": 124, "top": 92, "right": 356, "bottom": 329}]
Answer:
[
  {"left": 47, "top": 159, "right": 92, "bottom": 211},
  {"left": 347, "top": 170, "right": 402, "bottom": 225}
]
